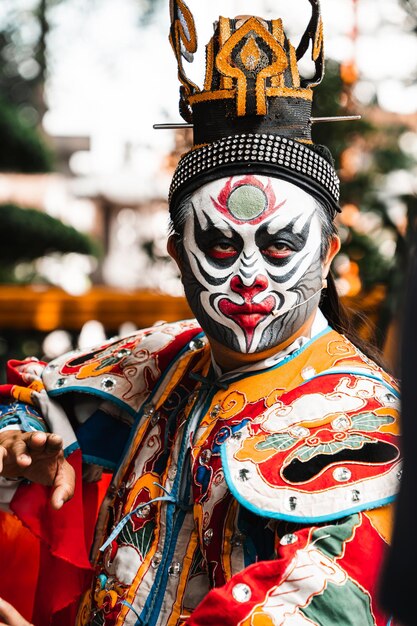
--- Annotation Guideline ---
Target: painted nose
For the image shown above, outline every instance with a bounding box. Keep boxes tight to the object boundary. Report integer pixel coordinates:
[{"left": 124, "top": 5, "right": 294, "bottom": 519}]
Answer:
[{"left": 230, "top": 274, "right": 268, "bottom": 301}]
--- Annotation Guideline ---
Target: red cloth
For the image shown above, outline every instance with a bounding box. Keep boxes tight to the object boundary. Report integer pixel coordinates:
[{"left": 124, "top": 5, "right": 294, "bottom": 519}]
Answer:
[{"left": 2, "top": 456, "right": 111, "bottom": 626}]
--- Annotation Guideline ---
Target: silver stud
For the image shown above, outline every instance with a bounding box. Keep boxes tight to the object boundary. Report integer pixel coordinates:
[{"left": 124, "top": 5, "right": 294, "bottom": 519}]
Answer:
[
  {"left": 333, "top": 467, "right": 352, "bottom": 482},
  {"left": 151, "top": 412, "right": 161, "bottom": 426},
  {"left": 143, "top": 403, "right": 155, "bottom": 418},
  {"left": 189, "top": 338, "right": 205, "bottom": 352},
  {"left": 397, "top": 468, "right": 403, "bottom": 481},
  {"left": 137, "top": 504, "right": 151, "bottom": 518},
  {"left": 288, "top": 496, "right": 298, "bottom": 511},
  {"left": 151, "top": 552, "right": 162, "bottom": 568},
  {"left": 55, "top": 377, "right": 67, "bottom": 388},
  {"left": 332, "top": 416, "right": 351, "bottom": 432},
  {"left": 168, "top": 562, "right": 182, "bottom": 577},
  {"left": 101, "top": 376, "right": 117, "bottom": 391},
  {"left": 200, "top": 449, "right": 212, "bottom": 464},
  {"left": 232, "top": 583, "right": 252, "bottom": 603},
  {"left": 280, "top": 533, "right": 298, "bottom": 546},
  {"left": 210, "top": 404, "right": 221, "bottom": 417},
  {"left": 116, "top": 348, "right": 131, "bottom": 358},
  {"left": 231, "top": 532, "right": 245, "bottom": 547},
  {"left": 203, "top": 528, "right": 214, "bottom": 545},
  {"left": 301, "top": 366, "right": 316, "bottom": 380},
  {"left": 289, "top": 426, "right": 309, "bottom": 439},
  {"left": 168, "top": 465, "right": 177, "bottom": 481},
  {"left": 238, "top": 468, "right": 250, "bottom": 481}
]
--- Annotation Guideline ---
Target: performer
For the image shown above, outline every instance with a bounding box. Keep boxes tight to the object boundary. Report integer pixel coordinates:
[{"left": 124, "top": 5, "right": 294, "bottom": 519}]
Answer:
[{"left": 0, "top": 2, "right": 401, "bottom": 625}]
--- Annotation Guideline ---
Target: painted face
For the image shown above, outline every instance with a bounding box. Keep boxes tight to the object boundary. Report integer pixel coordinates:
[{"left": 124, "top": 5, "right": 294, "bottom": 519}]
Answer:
[{"left": 180, "top": 175, "right": 324, "bottom": 354}]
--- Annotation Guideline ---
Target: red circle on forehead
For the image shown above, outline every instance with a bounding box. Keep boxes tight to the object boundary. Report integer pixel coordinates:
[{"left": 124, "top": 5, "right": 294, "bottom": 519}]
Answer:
[{"left": 210, "top": 176, "right": 286, "bottom": 225}]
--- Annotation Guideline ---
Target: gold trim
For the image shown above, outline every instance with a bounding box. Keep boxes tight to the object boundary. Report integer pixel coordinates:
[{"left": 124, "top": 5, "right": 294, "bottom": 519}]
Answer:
[
  {"left": 288, "top": 42, "right": 301, "bottom": 88},
  {"left": 266, "top": 86, "right": 313, "bottom": 100},
  {"left": 216, "top": 17, "right": 289, "bottom": 117},
  {"left": 219, "top": 17, "right": 233, "bottom": 89},
  {"left": 189, "top": 89, "right": 236, "bottom": 105}
]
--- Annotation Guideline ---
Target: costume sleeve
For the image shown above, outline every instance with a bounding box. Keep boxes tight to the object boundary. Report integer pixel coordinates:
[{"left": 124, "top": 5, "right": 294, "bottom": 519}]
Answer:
[{"left": 187, "top": 510, "right": 394, "bottom": 626}]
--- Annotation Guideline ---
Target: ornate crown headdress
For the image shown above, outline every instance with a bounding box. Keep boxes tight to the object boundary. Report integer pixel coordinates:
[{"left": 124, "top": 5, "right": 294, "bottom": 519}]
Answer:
[{"left": 166, "top": 0, "right": 348, "bottom": 218}]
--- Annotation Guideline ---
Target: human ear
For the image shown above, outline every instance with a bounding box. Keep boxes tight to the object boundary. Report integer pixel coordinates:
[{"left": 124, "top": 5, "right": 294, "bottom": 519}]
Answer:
[
  {"left": 322, "top": 235, "right": 341, "bottom": 278},
  {"left": 167, "top": 235, "right": 183, "bottom": 272}
]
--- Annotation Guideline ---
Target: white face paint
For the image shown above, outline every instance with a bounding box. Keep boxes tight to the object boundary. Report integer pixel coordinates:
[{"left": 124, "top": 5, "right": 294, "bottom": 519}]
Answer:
[{"left": 180, "top": 175, "right": 324, "bottom": 354}]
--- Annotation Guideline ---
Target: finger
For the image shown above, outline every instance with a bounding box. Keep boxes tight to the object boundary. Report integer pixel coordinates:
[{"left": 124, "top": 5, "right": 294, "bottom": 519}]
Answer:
[
  {"left": 9, "top": 440, "right": 32, "bottom": 468},
  {"left": 44, "top": 433, "right": 64, "bottom": 454},
  {"left": 22, "top": 431, "right": 47, "bottom": 451},
  {"left": 0, "top": 447, "right": 6, "bottom": 473},
  {"left": 0, "top": 598, "right": 32, "bottom": 625},
  {"left": 50, "top": 460, "right": 76, "bottom": 510}
]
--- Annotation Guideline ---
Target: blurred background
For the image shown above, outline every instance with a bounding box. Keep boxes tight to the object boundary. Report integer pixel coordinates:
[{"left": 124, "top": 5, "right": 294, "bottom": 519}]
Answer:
[{"left": 0, "top": 0, "right": 416, "bottom": 375}]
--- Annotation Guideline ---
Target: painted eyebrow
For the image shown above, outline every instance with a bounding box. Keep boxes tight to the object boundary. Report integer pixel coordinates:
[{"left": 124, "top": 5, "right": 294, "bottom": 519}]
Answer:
[
  {"left": 265, "top": 210, "right": 314, "bottom": 235},
  {"left": 193, "top": 207, "right": 244, "bottom": 249},
  {"left": 255, "top": 214, "right": 314, "bottom": 249}
]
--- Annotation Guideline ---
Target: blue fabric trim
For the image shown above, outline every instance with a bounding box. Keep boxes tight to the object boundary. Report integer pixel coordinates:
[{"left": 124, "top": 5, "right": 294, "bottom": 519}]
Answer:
[
  {"left": 117, "top": 331, "right": 205, "bottom": 475},
  {"left": 220, "top": 442, "right": 397, "bottom": 523},
  {"left": 48, "top": 386, "right": 138, "bottom": 419},
  {"left": 64, "top": 441, "right": 80, "bottom": 458},
  {"left": 139, "top": 388, "right": 214, "bottom": 626},
  {"left": 221, "top": 326, "right": 332, "bottom": 383},
  {"left": 310, "top": 369, "right": 399, "bottom": 397}
]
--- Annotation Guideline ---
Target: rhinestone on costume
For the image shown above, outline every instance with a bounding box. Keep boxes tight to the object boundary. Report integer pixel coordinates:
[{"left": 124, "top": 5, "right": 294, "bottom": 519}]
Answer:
[
  {"left": 116, "top": 348, "right": 131, "bottom": 359},
  {"left": 280, "top": 533, "right": 298, "bottom": 546},
  {"left": 200, "top": 449, "right": 212, "bottom": 464},
  {"left": 55, "top": 377, "right": 67, "bottom": 388},
  {"left": 382, "top": 393, "right": 397, "bottom": 404},
  {"left": 151, "top": 552, "right": 162, "bottom": 569},
  {"left": 168, "top": 465, "right": 177, "bottom": 480},
  {"left": 168, "top": 562, "right": 182, "bottom": 577},
  {"left": 210, "top": 404, "right": 221, "bottom": 418},
  {"left": 101, "top": 377, "right": 117, "bottom": 391},
  {"left": 288, "top": 496, "right": 298, "bottom": 511},
  {"left": 301, "top": 366, "right": 316, "bottom": 380},
  {"left": 289, "top": 426, "right": 309, "bottom": 439},
  {"left": 203, "top": 529, "right": 214, "bottom": 545},
  {"left": 397, "top": 468, "right": 403, "bottom": 481},
  {"left": 232, "top": 583, "right": 252, "bottom": 603},
  {"left": 137, "top": 504, "right": 151, "bottom": 518},
  {"left": 189, "top": 338, "right": 205, "bottom": 351},
  {"left": 117, "top": 485, "right": 125, "bottom": 499},
  {"left": 333, "top": 467, "right": 352, "bottom": 483},
  {"left": 231, "top": 532, "right": 245, "bottom": 547},
  {"left": 143, "top": 403, "right": 155, "bottom": 418},
  {"left": 238, "top": 468, "right": 250, "bottom": 481},
  {"left": 332, "top": 416, "right": 351, "bottom": 432},
  {"left": 150, "top": 412, "right": 160, "bottom": 427},
  {"left": 351, "top": 489, "right": 361, "bottom": 502}
]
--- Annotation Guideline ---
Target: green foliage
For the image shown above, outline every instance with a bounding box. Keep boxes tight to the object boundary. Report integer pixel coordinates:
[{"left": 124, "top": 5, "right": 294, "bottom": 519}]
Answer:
[
  {"left": 0, "top": 204, "right": 98, "bottom": 266},
  {"left": 0, "top": 98, "right": 53, "bottom": 172},
  {"left": 311, "top": 60, "right": 415, "bottom": 342}
]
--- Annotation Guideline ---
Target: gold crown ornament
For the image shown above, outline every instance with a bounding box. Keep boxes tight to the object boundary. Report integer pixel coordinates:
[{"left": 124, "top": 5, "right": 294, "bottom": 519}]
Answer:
[{"left": 166, "top": 0, "right": 356, "bottom": 218}]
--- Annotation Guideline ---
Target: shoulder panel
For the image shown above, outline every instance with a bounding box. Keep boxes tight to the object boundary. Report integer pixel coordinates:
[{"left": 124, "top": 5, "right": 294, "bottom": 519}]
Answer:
[
  {"left": 221, "top": 370, "right": 401, "bottom": 523},
  {"left": 42, "top": 319, "right": 204, "bottom": 415}
]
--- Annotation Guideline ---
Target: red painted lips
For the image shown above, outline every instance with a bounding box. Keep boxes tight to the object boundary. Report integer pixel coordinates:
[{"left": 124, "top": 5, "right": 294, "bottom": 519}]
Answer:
[{"left": 218, "top": 275, "right": 275, "bottom": 348}]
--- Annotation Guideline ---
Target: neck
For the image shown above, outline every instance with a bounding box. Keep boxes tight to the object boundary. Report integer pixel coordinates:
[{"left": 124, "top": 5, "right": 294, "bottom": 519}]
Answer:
[{"left": 208, "top": 309, "right": 318, "bottom": 373}]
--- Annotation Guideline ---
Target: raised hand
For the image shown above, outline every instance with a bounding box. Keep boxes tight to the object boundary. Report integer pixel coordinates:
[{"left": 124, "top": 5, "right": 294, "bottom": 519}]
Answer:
[{"left": 0, "top": 430, "right": 75, "bottom": 510}]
